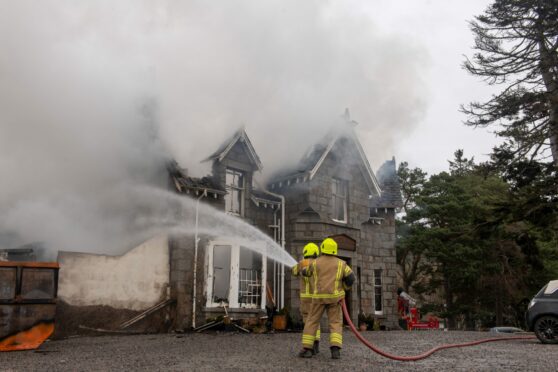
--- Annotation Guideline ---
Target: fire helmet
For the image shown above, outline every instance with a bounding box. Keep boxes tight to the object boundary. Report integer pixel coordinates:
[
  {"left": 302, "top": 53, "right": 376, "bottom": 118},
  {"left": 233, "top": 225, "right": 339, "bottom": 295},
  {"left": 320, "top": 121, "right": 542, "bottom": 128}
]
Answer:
[
  {"left": 320, "top": 238, "right": 338, "bottom": 256},
  {"left": 302, "top": 242, "right": 319, "bottom": 258}
]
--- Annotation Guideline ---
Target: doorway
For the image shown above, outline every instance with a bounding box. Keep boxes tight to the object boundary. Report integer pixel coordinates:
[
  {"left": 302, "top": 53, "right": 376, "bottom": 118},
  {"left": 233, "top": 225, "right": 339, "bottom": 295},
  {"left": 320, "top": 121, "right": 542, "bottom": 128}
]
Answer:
[{"left": 339, "top": 256, "right": 352, "bottom": 325}]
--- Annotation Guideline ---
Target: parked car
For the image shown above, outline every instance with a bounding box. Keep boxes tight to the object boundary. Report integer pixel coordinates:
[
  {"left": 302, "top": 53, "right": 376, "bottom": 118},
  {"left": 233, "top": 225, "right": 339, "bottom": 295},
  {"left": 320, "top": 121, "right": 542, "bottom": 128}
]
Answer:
[{"left": 526, "top": 280, "right": 558, "bottom": 344}]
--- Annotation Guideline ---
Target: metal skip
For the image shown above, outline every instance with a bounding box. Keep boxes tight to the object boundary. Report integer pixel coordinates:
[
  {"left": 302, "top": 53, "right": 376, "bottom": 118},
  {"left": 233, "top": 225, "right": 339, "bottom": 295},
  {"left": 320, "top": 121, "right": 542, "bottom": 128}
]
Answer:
[{"left": 0, "top": 261, "right": 59, "bottom": 351}]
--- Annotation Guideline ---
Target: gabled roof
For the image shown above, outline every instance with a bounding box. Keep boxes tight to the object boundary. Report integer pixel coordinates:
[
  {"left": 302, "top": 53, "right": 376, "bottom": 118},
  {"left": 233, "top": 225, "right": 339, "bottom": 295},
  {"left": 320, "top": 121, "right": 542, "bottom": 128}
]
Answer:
[
  {"left": 270, "top": 110, "right": 381, "bottom": 196},
  {"left": 202, "top": 128, "right": 263, "bottom": 171}
]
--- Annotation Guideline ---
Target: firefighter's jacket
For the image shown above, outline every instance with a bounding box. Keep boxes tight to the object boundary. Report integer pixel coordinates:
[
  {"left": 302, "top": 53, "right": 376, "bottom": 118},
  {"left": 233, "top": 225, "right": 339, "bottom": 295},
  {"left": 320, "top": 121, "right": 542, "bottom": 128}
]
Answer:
[
  {"left": 303, "top": 255, "right": 354, "bottom": 304},
  {"left": 292, "top": 258, "right": 314, "bottom": 301}
]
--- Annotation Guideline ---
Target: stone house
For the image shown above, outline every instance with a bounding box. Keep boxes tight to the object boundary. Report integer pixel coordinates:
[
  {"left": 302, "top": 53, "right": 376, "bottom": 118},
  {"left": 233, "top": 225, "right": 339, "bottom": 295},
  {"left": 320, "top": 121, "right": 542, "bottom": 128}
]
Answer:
[
  {"left": 167, "top": 129, "right": 284, "bottom": 330},
  {"left": 268, "top": 120, "right": 402, "bottom": 328},
  {"left": 167, "top": 121, "right": 402, "bottom": 329},
  {"left": 55, "top": 129, "right": 283, "bottom": 335},
  {"left": 56, "top": 118, "right": 401, "bottom": 333}
]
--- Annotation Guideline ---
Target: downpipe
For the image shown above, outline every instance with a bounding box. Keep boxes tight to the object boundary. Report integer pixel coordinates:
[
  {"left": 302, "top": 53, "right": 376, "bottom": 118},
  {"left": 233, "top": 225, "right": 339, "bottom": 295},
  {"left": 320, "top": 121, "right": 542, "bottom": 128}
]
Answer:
[
  {"left": 258, "top": 186, "right": 286, "bottom": 309},
  {"left": 192, "top": 189, "right": 207, "bottom": 329},
  {"left": 340, "top": 298, "right": 536, "bottom": 362}
]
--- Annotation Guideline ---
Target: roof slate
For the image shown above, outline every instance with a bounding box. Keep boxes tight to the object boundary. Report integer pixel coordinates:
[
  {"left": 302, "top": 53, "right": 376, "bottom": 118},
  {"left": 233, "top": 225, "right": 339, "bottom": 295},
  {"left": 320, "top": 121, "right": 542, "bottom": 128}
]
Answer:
[{"left": 370, "top": 158, "right": 403, "bottom": 209}]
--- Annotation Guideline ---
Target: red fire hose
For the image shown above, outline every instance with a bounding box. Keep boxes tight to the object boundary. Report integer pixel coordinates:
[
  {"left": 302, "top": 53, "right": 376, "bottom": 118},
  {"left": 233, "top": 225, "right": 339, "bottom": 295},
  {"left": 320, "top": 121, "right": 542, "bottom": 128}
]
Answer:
[{"left": 340, "top": 299, "right": 536, "bottom": 361}]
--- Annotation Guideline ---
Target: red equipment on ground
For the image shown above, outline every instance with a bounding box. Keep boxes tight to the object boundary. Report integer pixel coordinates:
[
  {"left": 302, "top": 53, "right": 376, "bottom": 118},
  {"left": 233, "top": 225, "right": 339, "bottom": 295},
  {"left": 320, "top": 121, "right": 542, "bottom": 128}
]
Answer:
[
  {"left": 396, "top": 288, "right": 440, "bottom": 330},
  {"left": 404, "top": 307, "right": 440, "bottom": 331}
]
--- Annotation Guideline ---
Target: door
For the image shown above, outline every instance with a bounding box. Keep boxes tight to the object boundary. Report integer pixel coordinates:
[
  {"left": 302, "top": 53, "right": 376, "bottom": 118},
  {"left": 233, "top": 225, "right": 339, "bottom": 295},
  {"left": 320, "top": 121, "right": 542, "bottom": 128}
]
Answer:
[{"left": 339, "top": 256, "right": 352, "bottom": 325}]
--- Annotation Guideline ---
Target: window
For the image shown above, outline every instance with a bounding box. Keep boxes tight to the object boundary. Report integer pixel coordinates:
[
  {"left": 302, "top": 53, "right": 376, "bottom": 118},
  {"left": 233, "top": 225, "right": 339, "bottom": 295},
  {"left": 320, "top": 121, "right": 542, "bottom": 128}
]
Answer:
[
  {"left": 238, "top": 248, "right": 263, "bottom": 308},
  {"left": 206, "top": 241, "right": 266, "bottom": 309},
  {"left": 225, "top": 169, "right": 244, "bottom": 215},
  {"left": 331, "top": 178, "right": 348, "bottom": 222},
  {"left": 374, "top": 269, "right": 383, "bottom": 315},
  {"left": 211, "top": 245, "right": 232, "bottom": 304}
]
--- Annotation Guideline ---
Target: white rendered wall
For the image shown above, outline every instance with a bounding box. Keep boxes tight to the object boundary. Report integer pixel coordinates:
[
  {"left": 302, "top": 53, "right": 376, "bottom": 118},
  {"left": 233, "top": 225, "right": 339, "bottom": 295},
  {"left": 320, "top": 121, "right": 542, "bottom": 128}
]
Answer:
[{"left": 57, "top": 235, "right": 169, "bottom": 311}]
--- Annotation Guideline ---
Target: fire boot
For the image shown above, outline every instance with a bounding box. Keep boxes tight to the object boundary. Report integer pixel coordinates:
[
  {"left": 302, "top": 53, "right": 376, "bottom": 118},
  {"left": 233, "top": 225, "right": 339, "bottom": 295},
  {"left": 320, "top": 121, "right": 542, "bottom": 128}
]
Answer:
[
  {"left": 330, "top": 346, "right": 340, "bottom": 359},
  {"left": 298, "top": 348, "right": 313, "bottom": 358},
  {"left": 313, "top": 340, "right": 320, "bottom": 355}
]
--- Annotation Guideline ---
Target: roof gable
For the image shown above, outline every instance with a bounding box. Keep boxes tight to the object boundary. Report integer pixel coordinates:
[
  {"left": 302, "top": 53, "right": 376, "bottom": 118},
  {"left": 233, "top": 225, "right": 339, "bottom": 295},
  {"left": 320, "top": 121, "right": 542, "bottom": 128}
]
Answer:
[
  {"left": 270, "top": 110, "right": 381, "bottom": 196},
  {"left": 269, "top": 136, "right": 380, "bottom": 196},
  {"left": 203, "top": 129, "right": 263, "bottom": 171},
  {"left": 310, "top": 131, "right": 380, "bottom": 196}
]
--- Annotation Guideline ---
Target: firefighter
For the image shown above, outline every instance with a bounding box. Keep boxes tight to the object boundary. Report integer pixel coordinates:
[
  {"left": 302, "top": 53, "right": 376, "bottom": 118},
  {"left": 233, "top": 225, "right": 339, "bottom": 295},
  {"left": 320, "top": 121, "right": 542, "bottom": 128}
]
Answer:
[
  {"left": 291, "top": 242, "right": 321, "bottom": 354},
  {"left": 298, "top": 238, "right": 355, "bottom": 359}
]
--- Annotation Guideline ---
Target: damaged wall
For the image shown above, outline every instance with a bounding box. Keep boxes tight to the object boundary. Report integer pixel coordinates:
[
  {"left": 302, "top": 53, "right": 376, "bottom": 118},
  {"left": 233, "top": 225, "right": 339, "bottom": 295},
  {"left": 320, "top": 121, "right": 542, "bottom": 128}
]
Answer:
[{"left": 57, "top": 235, "right": 170, "bottom": 310}]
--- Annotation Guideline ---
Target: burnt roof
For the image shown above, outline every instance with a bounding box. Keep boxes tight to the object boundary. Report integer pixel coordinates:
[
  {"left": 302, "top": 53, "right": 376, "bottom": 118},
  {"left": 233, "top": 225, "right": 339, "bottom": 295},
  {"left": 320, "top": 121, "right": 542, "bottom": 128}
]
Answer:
[
  {"left": 370, "top": 157, "right": 403, "bottom": 209},
  {"left": 167, "top": 160, "right": 225, "bottom": 194}
]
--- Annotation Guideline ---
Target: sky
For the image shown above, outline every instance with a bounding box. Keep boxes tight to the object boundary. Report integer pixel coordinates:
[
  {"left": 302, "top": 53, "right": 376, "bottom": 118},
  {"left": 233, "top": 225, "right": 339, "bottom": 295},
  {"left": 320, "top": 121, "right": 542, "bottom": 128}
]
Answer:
[
  {"left": 0, "top": 0, "right": 499, "bottom": 254},
  {"left": 358, "top": 0, "right": 498, "bottom": 174}
]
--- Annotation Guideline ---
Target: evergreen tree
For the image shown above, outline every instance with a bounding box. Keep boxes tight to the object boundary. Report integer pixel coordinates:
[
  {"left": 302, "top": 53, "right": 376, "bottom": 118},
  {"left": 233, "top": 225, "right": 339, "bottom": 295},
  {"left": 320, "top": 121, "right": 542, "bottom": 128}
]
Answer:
[
  {"left": 396, "top": 162, "right": 430, "bottom": 293},
  {"left": 397, "top": 151, "right": 558, "bottom": 328},
  {"left": 462, "top": 0, "right": 558, "bottom": 166}
]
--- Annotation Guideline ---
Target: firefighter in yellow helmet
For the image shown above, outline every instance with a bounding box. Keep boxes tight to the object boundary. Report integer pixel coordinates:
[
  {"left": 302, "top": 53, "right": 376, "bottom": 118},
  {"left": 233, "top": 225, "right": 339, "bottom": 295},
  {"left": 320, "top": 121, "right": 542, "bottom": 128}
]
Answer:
[
  {"left": 298, "top": 238, "right": 355, "bottom": 359},
  {"left": 291, "top": 242, "right": 321, "bottom": 354}
]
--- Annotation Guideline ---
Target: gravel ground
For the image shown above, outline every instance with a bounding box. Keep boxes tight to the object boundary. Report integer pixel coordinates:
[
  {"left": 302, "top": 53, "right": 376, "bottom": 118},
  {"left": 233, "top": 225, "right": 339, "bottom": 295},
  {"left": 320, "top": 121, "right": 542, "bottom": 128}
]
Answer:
[{"left": 1, "top": 330, "right": 556, "bottom": 371}]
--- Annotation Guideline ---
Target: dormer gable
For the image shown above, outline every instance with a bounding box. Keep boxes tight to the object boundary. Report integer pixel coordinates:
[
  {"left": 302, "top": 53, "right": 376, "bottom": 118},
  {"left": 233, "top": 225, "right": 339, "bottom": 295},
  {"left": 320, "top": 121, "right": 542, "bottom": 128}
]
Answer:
[
  {"left": 203, "top": 128, "right": 263, "bottom": 217},
  {"left": 202, "top": 128, "right": 263, "bottom": 172}
]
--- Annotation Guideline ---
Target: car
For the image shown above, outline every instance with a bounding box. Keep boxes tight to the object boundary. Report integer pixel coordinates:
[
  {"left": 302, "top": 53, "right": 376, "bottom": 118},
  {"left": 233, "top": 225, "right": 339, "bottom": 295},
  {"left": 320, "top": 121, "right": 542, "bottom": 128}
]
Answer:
[{"left": 526, "top": 280, "right": 558, "bottom": 344}]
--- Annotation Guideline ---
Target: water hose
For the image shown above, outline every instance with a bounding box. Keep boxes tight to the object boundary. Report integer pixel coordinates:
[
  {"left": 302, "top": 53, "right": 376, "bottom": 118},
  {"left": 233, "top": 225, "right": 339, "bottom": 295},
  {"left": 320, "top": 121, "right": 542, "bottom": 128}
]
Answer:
[{"left": 340, "top": 299, "right": 536, "bottom": 361}]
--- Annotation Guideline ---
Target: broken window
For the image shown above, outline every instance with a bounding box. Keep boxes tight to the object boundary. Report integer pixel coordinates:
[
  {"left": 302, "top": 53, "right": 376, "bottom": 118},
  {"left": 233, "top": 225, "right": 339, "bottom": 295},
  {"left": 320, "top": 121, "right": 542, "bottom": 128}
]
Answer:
[
  {"left": 225, "top": 168, "right": 244, "bottom": 216},
  {"left": 206, "top": 242, "right": 266, "bottom": 309},
  {"left": 374, "top": 269, "right": 383, "bottom": 315},
  {"left": 332, "top": 178, "right": 348, "bottom": 223}
]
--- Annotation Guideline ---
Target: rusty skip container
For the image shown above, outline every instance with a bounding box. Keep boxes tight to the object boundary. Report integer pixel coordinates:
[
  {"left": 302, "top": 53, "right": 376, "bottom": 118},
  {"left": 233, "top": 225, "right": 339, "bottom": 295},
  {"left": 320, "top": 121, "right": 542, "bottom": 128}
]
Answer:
[{"left": 0, "top": 261, "right": 59, "bottom": 351}]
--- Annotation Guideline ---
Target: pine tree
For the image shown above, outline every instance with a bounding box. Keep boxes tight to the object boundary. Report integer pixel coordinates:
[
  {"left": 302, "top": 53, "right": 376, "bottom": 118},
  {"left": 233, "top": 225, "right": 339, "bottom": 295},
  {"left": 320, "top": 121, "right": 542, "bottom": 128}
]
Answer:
[{"left": 462, "top": 0, "right": 558, "bottom": 166}]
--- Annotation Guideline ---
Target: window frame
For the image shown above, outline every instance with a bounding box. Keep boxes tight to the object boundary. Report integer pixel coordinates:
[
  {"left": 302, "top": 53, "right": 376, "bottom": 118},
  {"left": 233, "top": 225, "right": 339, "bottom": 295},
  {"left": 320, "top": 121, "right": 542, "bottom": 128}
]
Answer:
[
  {"left": 373, "top": 269, "right": 383, "bottom": 315},
  {"left": 205, "top": 240, "right": 267, "bottom": 310},
  {"left": 225, "top": 168, "right": 245, "bottom": 216},
  {"left": 331, "top": 178, "right": 348, "bottom": 223}
]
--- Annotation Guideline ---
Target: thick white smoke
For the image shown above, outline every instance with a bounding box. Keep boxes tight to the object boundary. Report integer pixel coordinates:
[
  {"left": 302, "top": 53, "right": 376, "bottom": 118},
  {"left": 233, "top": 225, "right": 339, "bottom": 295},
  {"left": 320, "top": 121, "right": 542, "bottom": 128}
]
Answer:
[{"left": 0, "top": 0, "right": 428, "bottom": 257}]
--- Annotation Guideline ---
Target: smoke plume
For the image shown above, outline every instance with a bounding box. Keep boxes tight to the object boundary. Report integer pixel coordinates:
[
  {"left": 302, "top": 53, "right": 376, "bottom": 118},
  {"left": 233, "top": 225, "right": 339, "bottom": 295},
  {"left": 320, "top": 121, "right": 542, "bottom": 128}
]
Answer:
[{"left": 0, "top": 0, "right": 428, "bottom": 257}]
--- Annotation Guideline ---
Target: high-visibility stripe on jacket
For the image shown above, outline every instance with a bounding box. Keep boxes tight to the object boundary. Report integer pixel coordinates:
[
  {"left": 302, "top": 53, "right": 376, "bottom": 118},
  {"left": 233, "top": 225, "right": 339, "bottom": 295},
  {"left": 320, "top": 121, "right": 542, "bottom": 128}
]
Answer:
[
  {"left": 306, "top": 255, "right": 353, "bottom": 304},
  {"left": 292, "top": 259, "right": 314, "bottom": 299}
]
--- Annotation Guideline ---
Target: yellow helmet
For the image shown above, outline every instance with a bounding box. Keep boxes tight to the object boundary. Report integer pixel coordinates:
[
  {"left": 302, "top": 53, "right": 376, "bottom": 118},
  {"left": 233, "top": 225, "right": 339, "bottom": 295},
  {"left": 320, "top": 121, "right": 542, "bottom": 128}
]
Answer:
[
  {"left": 320, "top": 238, "right": 338, "bottom": 256},
  {"left": 302, "top": 243, "right": 320, "bottom": 258}
]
